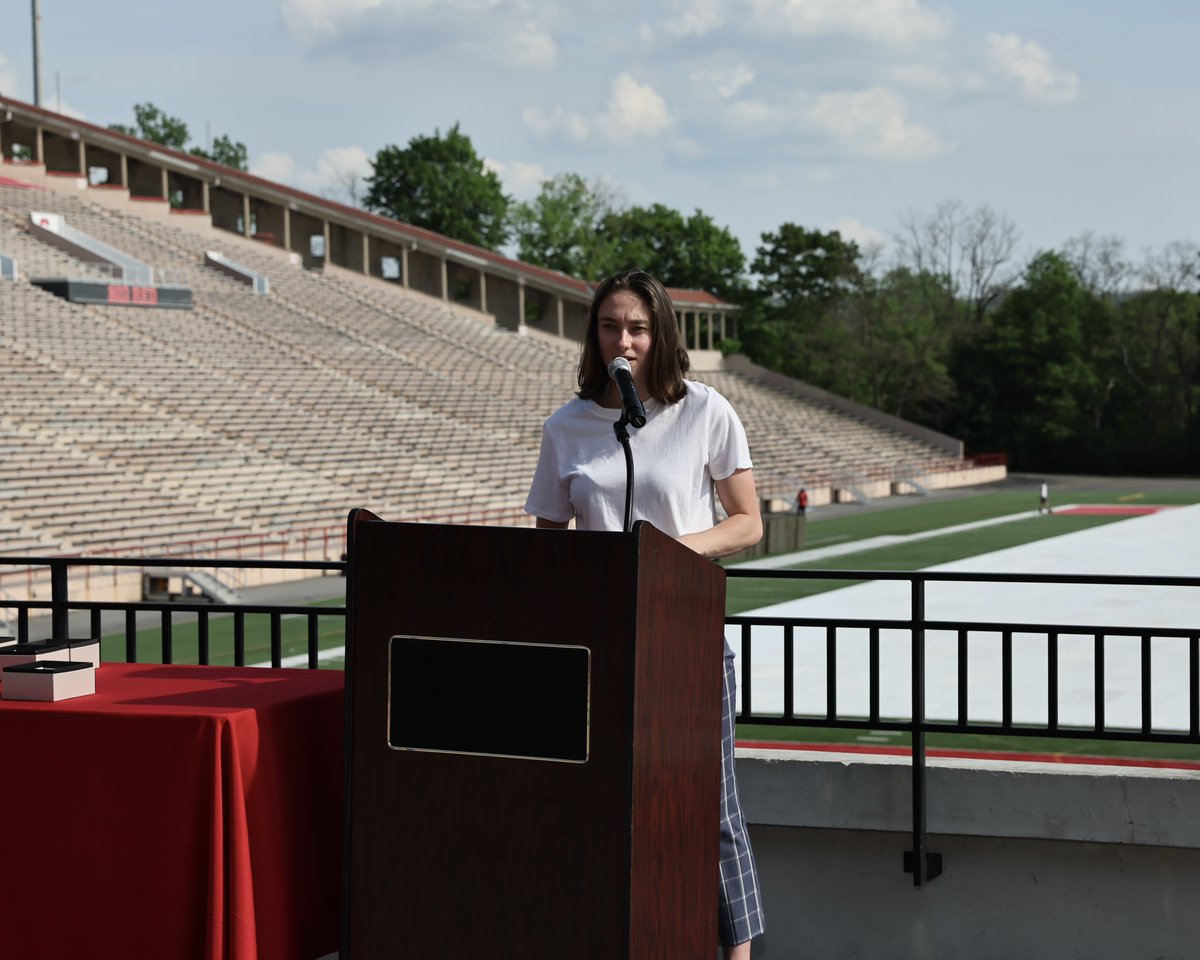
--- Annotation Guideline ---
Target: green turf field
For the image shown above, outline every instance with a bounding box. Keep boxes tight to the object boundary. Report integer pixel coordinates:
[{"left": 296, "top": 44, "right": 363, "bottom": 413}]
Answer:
[
  {"left": 99, "top": 597, "right": 346, "bottom": 669},
  {"left": 102, "top": 486, "right": 1200, "bottom": 761}
]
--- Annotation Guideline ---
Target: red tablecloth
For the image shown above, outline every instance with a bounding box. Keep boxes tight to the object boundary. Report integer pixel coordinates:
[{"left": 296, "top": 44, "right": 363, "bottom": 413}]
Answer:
[{"left": 0, "top": 663, "right": 344, "bottom": 960}]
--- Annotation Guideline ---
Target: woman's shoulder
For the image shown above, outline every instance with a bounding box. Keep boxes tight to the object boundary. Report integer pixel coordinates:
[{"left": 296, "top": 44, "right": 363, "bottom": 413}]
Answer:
[
  {"left": 544, "top": 396, "right": 607, "bottom": 434},
  {"left": 682, "top": 378, "right": 734, "bottom": 412}
]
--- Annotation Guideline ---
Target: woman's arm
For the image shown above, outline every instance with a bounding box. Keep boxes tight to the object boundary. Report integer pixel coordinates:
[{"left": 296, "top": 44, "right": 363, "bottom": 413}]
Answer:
[{"left": 676, "top": 468, "right": 763, "bottom": 559}]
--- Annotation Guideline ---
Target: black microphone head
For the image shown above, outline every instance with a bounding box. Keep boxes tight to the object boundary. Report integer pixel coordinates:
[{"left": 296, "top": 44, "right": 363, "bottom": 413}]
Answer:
[
  {"left": 606, "top": 356, "right": 645, "bottom": 427},
  {"left": 607, "top": 356, "right": 632, "bottom": 380}
]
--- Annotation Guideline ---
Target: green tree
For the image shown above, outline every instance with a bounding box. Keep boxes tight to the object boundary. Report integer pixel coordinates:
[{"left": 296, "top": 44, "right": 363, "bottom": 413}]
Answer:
[
  {"left": 191, "top": 134, "right": 248, "bottom": 172},
  {"left": 740, "top": 225, "right": 863, "bottom": 383},
  {"left": 363, "top": 124, "right": 509, "bottom": 250},
  {"left": 593, "top": 204, "right": 746, "bottom": 299},
  {"left": 894, "top": 199, "right": 1019, "bottom": 330},
  {"left": 110, "top": 103, "right": 247, "bottom": 171},
  {"left": 509, "top": 173, "right": 621, "bottom": 279},
  {"left": 1109, "top": 287, "right": 1200, "bottom": 473},
  {"left": 847, "top": 266, "right": 956, "bottom": 421},
  {"left": 751, "top": 224, "right": 861, "bottom": 310},
  {"left": 950, "top": 251, "right": 1105, "bottom": 468},
  {"left": 109, "top": 102, "right": 189, "bottom": 150}
]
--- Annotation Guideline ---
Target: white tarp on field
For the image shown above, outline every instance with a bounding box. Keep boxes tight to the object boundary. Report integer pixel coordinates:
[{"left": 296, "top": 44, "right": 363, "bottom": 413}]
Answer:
[{"left": 729, "top": 504, "right": 1200, "bottom": 731}]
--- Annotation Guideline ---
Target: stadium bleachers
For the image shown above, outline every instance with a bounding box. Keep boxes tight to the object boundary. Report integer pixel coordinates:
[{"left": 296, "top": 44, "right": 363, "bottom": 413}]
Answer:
[{"left": 0, "top": 183, "right": 967, "bottom": 559}]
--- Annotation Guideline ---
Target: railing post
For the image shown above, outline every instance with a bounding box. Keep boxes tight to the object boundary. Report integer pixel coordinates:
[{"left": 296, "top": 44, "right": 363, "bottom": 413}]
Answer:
[
  {"left": 904, "top": 573, "right": 942, "bottom": 885},
  {"left": 50, "top": 558, "right": 69, "bottom": 639}
]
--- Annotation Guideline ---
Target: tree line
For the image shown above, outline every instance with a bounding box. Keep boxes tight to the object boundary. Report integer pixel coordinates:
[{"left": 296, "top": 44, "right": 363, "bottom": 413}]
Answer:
[
  {"left": 362, "top": 125, "right": 1198, "bottom": 477},
  {"left": 111, "top": 109, "right": 1200, "bottom": 476}
]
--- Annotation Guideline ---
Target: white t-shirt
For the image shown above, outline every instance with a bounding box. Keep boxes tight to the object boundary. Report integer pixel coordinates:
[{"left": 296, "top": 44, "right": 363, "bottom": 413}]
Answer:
[{"left": 524, "top": 380, "right": 753, "bottom": 536}]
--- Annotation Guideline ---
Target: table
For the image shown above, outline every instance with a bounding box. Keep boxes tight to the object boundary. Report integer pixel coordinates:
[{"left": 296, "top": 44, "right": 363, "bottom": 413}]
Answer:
[{"left": 0, "top": 662, "right": 343, "bottom": 960}]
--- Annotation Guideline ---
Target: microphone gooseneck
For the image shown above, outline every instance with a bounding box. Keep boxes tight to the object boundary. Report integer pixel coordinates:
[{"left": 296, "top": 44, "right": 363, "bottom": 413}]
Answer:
[{"left": 606, "top": 357, "right": 647, "bottom": 429}]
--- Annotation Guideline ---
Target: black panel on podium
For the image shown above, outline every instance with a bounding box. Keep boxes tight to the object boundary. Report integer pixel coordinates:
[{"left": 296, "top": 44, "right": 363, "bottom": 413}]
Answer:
[{"left": 341, "top": 511, "right": 726, "bottom": 959}]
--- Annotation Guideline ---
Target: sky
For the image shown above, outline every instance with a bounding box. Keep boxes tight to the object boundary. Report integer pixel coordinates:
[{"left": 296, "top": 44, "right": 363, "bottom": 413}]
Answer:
[{"left": 2, "top": 0, "right": 1197, "bottom": 273}]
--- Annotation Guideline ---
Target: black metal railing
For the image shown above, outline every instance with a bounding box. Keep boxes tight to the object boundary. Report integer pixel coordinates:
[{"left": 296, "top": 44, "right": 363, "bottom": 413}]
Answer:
[
  {"left": 1, "top": 556, "right": 345, "bottom": 669},
  {"left": 726, "top": 567, "right": 1200, "bottom": 885},
  {"left": 5, "top": 556, "right": 1198, "bottom": 886}
]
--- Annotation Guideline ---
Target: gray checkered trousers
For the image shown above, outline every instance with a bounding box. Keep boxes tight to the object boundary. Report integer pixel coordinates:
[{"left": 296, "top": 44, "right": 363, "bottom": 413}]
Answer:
[{"left": 719, "top": 641, "right": 765, "bottom": 947}]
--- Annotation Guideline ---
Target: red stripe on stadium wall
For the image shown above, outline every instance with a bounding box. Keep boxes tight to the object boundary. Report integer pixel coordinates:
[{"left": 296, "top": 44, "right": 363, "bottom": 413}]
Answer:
[{"left": 737, "top": 740, "right": 1200, "bottom": 770}]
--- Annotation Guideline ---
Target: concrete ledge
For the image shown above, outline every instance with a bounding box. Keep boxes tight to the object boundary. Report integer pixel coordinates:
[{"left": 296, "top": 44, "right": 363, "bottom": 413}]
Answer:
[
  {"left": 738, "top": 749, "right": 1200, "bottom": 959},
  {"left": 738, "top": 747, "right": 1200, "bottom": 848}
]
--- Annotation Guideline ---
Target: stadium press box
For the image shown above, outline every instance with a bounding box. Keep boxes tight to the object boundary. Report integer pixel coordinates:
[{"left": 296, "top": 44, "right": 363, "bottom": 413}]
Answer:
[{"left": 2, "top": 661, "right": 96, "bottom": 701}]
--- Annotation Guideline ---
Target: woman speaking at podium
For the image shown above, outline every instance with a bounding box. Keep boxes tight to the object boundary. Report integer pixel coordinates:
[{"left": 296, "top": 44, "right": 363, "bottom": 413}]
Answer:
[{"left": 525, "top": 269, "right": 765, "bottom": 959}]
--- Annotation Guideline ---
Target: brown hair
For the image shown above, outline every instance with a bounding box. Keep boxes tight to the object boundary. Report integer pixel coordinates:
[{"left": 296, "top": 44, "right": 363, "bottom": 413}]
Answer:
[{"left": 577, "top": 269, "right": 689, "bottom": 404}]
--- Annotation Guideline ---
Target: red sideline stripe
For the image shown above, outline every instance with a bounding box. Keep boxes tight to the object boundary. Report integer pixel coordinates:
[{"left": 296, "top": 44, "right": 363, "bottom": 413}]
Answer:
[
  {"left": 737, "top": 740, "right": 1200, "bottom": 770},
  {"left": 1054, "top": 505, "right": 1175, "bottom": 516},
  {"left": 0, "top": 176, "right": 37, "bottom": 188}
]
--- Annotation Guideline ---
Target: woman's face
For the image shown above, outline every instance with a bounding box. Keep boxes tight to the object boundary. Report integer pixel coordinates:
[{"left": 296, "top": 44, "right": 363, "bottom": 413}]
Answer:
[{"left": 596, "top": 290, "right": 653, "bottom": 393}]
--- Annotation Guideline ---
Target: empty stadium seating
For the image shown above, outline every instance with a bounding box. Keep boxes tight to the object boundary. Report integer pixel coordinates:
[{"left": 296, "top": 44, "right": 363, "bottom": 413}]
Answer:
[{"left": 0, "top": 182, "right": 969, "bottom": 562}]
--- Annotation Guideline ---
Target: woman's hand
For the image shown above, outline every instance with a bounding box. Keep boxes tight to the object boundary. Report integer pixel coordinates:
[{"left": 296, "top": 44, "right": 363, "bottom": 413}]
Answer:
[{"left": 676, "top": 468, "right": 763, "bottom": 559}]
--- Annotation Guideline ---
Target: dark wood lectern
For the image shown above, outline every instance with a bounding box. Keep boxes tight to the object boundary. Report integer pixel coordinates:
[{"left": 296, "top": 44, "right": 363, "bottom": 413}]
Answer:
[{"left": 341, "top": 512, "right": 726, "bottom": 959}]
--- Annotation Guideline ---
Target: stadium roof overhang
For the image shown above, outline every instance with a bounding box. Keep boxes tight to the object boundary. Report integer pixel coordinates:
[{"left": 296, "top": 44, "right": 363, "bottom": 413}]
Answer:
[{"left": 0, "top": 94, "right": 738, "bottom": 344}]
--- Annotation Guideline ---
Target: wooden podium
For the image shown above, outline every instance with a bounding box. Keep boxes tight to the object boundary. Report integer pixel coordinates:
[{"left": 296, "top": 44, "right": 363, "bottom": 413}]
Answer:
[{"left": 341, "top": 512, "right": 726, "bottom": 959}]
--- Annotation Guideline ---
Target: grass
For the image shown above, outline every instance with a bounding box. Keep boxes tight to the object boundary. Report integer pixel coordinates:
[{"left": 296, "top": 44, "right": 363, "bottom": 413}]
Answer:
[{"left": 101, "top": 597, "right": 345, "bottom": 668}]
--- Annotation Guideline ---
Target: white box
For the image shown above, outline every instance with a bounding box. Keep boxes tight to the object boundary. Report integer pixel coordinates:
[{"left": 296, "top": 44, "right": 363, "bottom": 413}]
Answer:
[
  {"left": 61, "top": 637, "right": 101, "bottom": 667},
  {"left": 0, "top": 641, "right": 70, "bottom": 674},
  {"left": 2, "top": 661, "right": 96, "bottom": 701}
]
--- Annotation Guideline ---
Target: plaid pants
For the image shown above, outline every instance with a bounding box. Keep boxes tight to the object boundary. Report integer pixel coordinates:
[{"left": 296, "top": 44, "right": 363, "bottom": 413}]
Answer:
[{"left": 718, "top": 643, "right": 765, "bottom": 947}]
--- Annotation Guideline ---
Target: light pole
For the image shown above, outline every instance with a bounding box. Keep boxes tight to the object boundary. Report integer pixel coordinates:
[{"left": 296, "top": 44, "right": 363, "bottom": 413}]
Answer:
[{"left": 31, "top": 0, "right": 44, "bottom": 107}]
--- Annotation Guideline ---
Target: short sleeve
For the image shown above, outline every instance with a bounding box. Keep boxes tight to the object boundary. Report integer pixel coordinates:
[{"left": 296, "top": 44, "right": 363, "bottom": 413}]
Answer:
[
  {"left": 524, "top": 420, "right": 575, "bottom": 523},
  {"left": 706, "top": 389, "right": 753, "bottom": 481}
]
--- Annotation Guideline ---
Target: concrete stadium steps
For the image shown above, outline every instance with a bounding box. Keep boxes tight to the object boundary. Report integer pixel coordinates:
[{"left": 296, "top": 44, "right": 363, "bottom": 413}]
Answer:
[
  {"left": 0, "top": 278, "right": 531, "bottom": 527},
  {"left": 700, "top": 370, "right": 948, "bottom": 486},
  {"left": 0, "top": 419, "right": 260, "bottom": 554},
  {"left": 0, "top": 292, "right": 364, "bottom": 533},
  {"left": 0, "top": 184, "right": 976, "bottom": 555}
]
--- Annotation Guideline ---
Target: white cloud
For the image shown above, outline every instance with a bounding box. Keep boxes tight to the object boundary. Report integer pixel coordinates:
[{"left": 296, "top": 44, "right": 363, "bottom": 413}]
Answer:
[
  {"left": 723, "top": 97, "right": 778, "bottom": 131},
  {"left": 744, "top": 0, "right": 950, "bottom": 45},
  {"left": 524, "top": 73, "right": 671, "bottom": 146},
  {"left": 890, "top": 63, "right": 987, "bottom": 94},
  {"left": 462, "top": 20, "right": 558, "bottom": 70},
  {"left": 829, "top": 216, "right": 888, "bottom": 249},
  {"left": 521, "top": 104, "right": 591, "bottom": 143},
  {"left": 722, "top": 86, "right": 949, "bottom": 161},
  {"left": 670, "top": 138, "right": 706, "bottom": 159},
  {"left": 277, "top": 0, "right": 560, "bottom": 70},
  {"left": 485, "top": 157, "right": 546, "bottom": 200},
  {"left": 983, "top": 32, "right": 1080, "bottom": 104},
  {"left": 665, "top": 0, "right": 728, "bottom": 36},
  {"left": 250, "top": 151, "right": 298, "bottom": 183},
  {"left": 804, "top": 87, "right": 949, "bottom": 159},
  {"left": 690, "top": 64, "right": 755, "bottom": 101},
  {"left": 251, "top": 145, "right": 373, "bottom": 202},
  {"left": 597, "top": 73, "right": 671, "bottom": 141}
]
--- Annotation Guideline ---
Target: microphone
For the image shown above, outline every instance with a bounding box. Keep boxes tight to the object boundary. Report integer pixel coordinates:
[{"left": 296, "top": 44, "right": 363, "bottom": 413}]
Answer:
[{"left": 606, "top": 357, "right": 646, "bottom": 428}]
